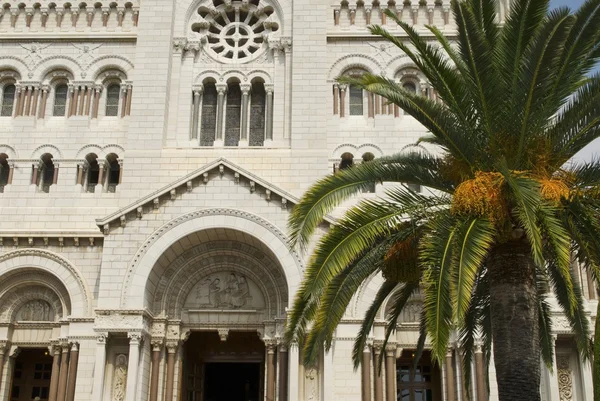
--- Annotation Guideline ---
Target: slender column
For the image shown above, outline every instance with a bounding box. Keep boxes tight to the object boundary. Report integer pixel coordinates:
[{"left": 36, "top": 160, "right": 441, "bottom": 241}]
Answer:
[
  {"left": 102, "top": 7, "right": 109, "bottom": 26},
  {"left": 350, "top": 7, "right": 356, "bottom": 24},
  {"left": 117, "top": 8, "right": 124, "bottom": 26},
  {"left": 48, "top": 346, "right": 62, "bottom": 401},
  {"left": 65, "top": 343, "right": 79, "bottom": 401},
  {"left": 25, "top": 86, "right": 32, "bottom": 116},
  {"left": 17, "top": 85, "right": 26, "bottom": 116},
  {"left": 13, "top": 86, "right": 21, "bottom": 117},
  {"left": 31, "top": 163, "right": 39, "bottom": 185},
  {"left": 0, "top": 345, "right": 6, "bottom": 396},
  {"left": 266, "top": 343, "right": 276, "bottom": 401},
  {"left": 385, "top": 345, "right": 397, "bottom": 401},
  {"left": 117, "top": 160, "right": 123, "bottom": 184},
  {"left": 474, "top": 344, "right": 487, "bottom": 401},
  {"left": 78, "top": 86, "right": 85, "bottom": 115},
  {"left": 92, "top": 86, "right": 102, "bottom": 119},
  {"left": 282, "top": 40, "right": 292, "bottom": 139},
  {"left": 125, "top": 334, "right": 142, "bottom": 401},
  {"left": 71, "top": 9, "right": 79, "bottom": 27},
  {"left": 97, "top": 161, "right": 105, "bottom": 189},
  {"left": 362, "top": 346, "right": 372, "bottom": 401},
  {"left": 265, "top": 84, "right": 274, "bottom": 141},
  {"left": 445, "top": 349, "right": 456, "bottom": 401},
  {"left": 278, "top": 345, "right": 289, "bottom": 401},
  {"left": 87, "top": 7, "right": 94, "bottom": 27},
  {"left": 121, "top": 85, "right": 128, "bottom": 118},
  {"left": 215, "top": 84, "right": 227, "bottom": 145},
  {"left": 163, "top": 342, "right": 178, "bottom": 401},
  {"left": 7, "top": 162, "right": 14, "bottom": 184},
  {"left": 368, "top": 92, "right": 374, "bottom": 118},
  {"left": 41, "top": 9, "right": 49, "bottom": 27},
  {"left": 84, "top": 87, "right": 92, "bottom": 116},
  {"left": 70, "top": 86, "right": 78, "bottom": 117},
  {"left": 240, "top": 84, "right": 250, "bottom": 142},
  {"left": 373, "top": 344, "right": 384, "bottom": 401},
  {"left": 149, "top": 342, "right": 162, "bottom": 401},
  {"left": 39, "top": 86, "right": 49, "bottom": 118},
  {"left": 587, "top": 270, "right": 597, "bottom": 300},
  {"left": 56, "top": 344, "right": 70, "bottom": 401},
  {"left": 91, "top": 335, "right": 107, "bottom": 401},
  {"left": 547, "top": 335, "right": 560, "bottom": 401},
  {"left": 133, "top": 9, "right": 139, "bottom": 26},
  {"left": 31, "top": 86, "right": 39, "bottom": 117},
  {"left": 125, "top": 85, "right": 133, "bottom": 116},
  {"left": 56, "top": 10, "right": 64, "bottom": 27},
  {"left": 76, "top": 163, "right": 84, "bottom": 186},
  {"left": 191, "top": 87, "right": 203, "bottom": 141},
  {"left": 333, "top": 84, "right": 339, "bottom": 115},
  {"left": 339, "top": 85, "right": 347, "bottom": 118},
  {"left": 334, "top": 8, "right": 340, "bottom": 25},
  {"left": 412, "top": 6, "right": 419, "bottom": 24},
  {"left": 365, "top": 7, "right": 372, "bottom": 24},
  {"left": 52, "top": 163, "right": 59, "bottom": 185}
]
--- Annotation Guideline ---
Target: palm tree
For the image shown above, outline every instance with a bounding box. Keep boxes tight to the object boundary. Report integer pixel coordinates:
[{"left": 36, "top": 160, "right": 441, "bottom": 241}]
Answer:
[{"left": 284, "top": 1, "right": 600, "bottom": 400}]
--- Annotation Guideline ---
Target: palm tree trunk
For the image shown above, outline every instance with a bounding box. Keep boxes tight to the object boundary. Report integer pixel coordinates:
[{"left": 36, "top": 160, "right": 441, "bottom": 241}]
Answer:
[{"left": 487, "top": 239, "right": 540, "bottom": 401}]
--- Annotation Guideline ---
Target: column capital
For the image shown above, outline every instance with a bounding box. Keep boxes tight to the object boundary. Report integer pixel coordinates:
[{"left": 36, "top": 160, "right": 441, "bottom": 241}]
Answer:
[
  {"left": 264, "top": 84, "right": 274, "bottom": 94},
  {"left": 96, "top": 333, "right": 108, "bottom": 344},
  {"left": 94, "top": 84, "right": 103, "bottom": 93},
  {"left": 384, "top": 344, "right": 397, "bottom": 356},
  {"left": 70, "top": 342, "right": 80, "bottom": 352},
  {"left": 216, "top": 83, "right": 228, "bottom": 94},
  {"left": 338, "top": 84, "right": 348, "bottom": 92},
  {"left": 240, "top": 83, "right": 252, "bottom": 94},
  {"left": 128, "top": 333, "right": 143, "bottom": 345},
  {"left": 151, "top": 340, "right": 164, "bottom": 352},
  {"left": 192, "top": 84, "right": 204, "bottom": 96},
  {"left": 166, "top": 341, "right": 179, "bottom": 353},
  {"left": 446, "top": 347, "right": 454, "bottom": 358}
]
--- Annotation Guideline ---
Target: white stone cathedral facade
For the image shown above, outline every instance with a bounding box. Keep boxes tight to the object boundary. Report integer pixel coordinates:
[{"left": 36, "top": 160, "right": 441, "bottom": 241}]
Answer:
[{"left": 0, "top": 0, "right": 595, "bottom": 401}]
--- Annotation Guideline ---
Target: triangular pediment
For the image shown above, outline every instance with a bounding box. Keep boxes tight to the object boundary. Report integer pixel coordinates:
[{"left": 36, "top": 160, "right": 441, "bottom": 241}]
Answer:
[{"left": 96, "top": 158, "right": 333, "bottom": 234}]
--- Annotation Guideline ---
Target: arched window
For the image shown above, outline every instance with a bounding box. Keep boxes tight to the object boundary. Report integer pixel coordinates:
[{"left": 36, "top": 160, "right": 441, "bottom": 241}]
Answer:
[
  {"left": 349, "top": 85, "right": 364, "bottom": 116},
  {"left": 339, "top": 152, "right": 354, "bottom": 170},
  {"left": 200, "top": 82, "right": 218, "bottom": 146},
  {"left": 38, "top": 153, "right": 56, "bottom": 193},
  {"left": 1, "top": 84, "right": 16, "bottom": 117},
  {"left": 225, "top": 82, "right": 242, "bottom": 146},
  {"left": 249, "top": 81, "right": 266, "bottom": 147},
  {"left": 53, "top": 84, "right": 69, "bottom": 116},
  {"left": 85, "top": 154, "right": 100, "bottom": 193},
  {"left": 106, "top": 153, "right": 121, "bottom": 193},
  {"left": 0, "top": 153, "right": 10, "bottom": 193},
  {"left": 105, "top": 84, "right": 120, "bottom": 116},
  {"left": 362, "top": 152, "right": 376, "bottom": 193},
  {"left": 403, "top": 82, "right": 417, "bottom": 93}
]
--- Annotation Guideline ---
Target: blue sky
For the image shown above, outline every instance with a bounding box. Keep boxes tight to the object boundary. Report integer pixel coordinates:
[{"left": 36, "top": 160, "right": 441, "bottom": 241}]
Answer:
[{"left": 549, "top": 0, "right": 599, "bottom": 162}]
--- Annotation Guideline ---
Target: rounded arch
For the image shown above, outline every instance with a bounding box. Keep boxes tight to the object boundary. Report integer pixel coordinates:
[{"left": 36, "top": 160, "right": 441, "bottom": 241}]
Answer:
[
  {"left": 0, "top": 144, "right": 18, "bottom": 159},
  {"left": 328, "top": 54, "right": 383, "bottom": 81},
  {"left": 194, "top": 70, "right": 221, "bottom": 85},
  {"left": 35, "top": 57, "right": 81, "bottom": 81},
  {"left": 0, "top": 249, "right": 92, "bottom": 316},
  {"left": 76, "top": 144, "right": 103, "bottom": 159},
  {"left": 86, "top": 56, "right": 134, "bottom": 81},
  {"left": 0, "top": 60, "right": 26, "bottom": 80},
  {"left": 357, "top": 143, "right": 384, "bottom": 158},
  {"left": 331, "top": 143, "right": 358, "bottom": 159},
  {"left": 102, "top": 144, "right": 125, "bottom": 157},
  {"left": 121, "top": 208, "right": 304, "bottom": 309},
  {"left": 31, "top": 144, "right": 63, "bottom": 159},
  {"left": 0, "top": 282, "right": 65, "bottom": 323},
  {"left": 247, "top": 70, "right": 273, "bottom": 85},
  {"left": 42, "top": 68, "right": 75, "bottom": 85},
  {"left": 352, "top": 272, "right": 386, "bottom": 320}
]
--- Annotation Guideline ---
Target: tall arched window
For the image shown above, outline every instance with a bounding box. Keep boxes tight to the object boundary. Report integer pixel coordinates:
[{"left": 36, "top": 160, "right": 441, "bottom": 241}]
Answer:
[
  {"left": 225, "top": 82, "right": 242, "bottom": 147},
  {"left": 0, "top": 153, "right": 9, "bottom": 193},
  {"left": 85, "top": 154, "right": 100, "bottom": 193},
  {"left": 249, "top": 81, "right": 266, "bottom": 147},
  {"left": 349, "top": 85, "right": 364, "bottom": 116},
  {"left": 106, "top": 153, "right": 121, "bottom": 193},
  {"left": 362, "top": 152, "right": 376, "bottom": 193},
  {"left": 1, "top": 84, "right": 16, "bottom": 117},
  {"left": 403, "top": 82, "right": 417, "bottom": 93},
  {"left": 53, "top": 84, "right": 68, "bottom": 116},
  {"left": 200, "top": 82, "right": 218, "bottom": 146},
  {"left": 339, "top": 152, "right": 354, "bottom": 170},
  {"left": 105, "top": 84, "right": 120, "bottom": 116},
  {"left": 38, "top": 153, "right": 56, "bottom": 193}
]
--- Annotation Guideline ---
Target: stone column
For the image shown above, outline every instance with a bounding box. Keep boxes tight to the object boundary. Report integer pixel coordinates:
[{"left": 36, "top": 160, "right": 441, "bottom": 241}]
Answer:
[
  {"left": 445, "top": 349, "right": 456, "bottom": 401},
  {"left": 12, "top": 85, "right": 20, "bottom": 117},
  {"left": 117, "top": 8, "right": 124, "bottom": 26},
  {"left": 39, "top": 86, "right": 49, "bottom": 118},
  {"left": 78, "top": 85, "right": 85, "bottom": 116},
  {"left": 339, "top": 85, "right": 347, "bottom": 118},
  {"left": 0, "top": 345, "right": 6, "bottom": 396},
  {"left": 41, "top": 9, "right": 49, "bottom": 27},
  {"left": 265, "top": 84, "right": 274, "bottom": 142},
  {"left": 7, "top": 162, "right": 14, "bottom": 184},
  {"left": 76, "top": 163, "right": 84, "bottom": 186},
  {"left": 368, "top": 92, "right": 374, "bottom": 118},
  {"left": 65, "top": 343, "right": 79, "bottom": 401},
  {"left": 282, "top": 40, "right": 292, "bottom": 139},
  {"left": 333, "top": 84, "right": 339, "bottom": 115},
  {"left": 118, "top": 160, "right": 123, "bottom": 184},
  {"left": 92, "top": 85, "right": 102, "bottom": 119},
  {"left": 239, "top": 84, "right": 250, "bottom": 143},
  {"left": 102, "top": 7, "right": 109, "bottom": 26},
  {"left": 547, "top": 335, "right": 560, "bottom": 401},
  {"left": 97, "top": 161, "right": 105, "bottom": 190},
  {"left": 31, "top": 86, "right": 39, "bottom": 117},
  {"left": 164, "top": 342, "right": 178, "bottom": 401},
  {"left": 266, "top": 343, "right": 276, "bottom": 401},
  {"left": 69, "top": 85, "right": 78, "bottom": 117},
  {"left": 474, "top": 344, "right": 486, "bottom": 401},
  {"left": 215, "top": 84, "right": 227, "bottom": 146},
  {"left": 373, "top": 344, "right": 383, "bottom": 401},
  {"left": 48, "top": 346, "right": 62, "bottom": 401},
  {"left": 334, "top": 8, "right": 341, "bottom": 25},
  {"left": 25, "top": 86, "right": 32, "bottom": 116},
  {"left": 124, "top": 334, "right": 142, "bottom": 401},
  {"left": 56, "top": 345, "right": 69, "bottom": 401},
  {"left": 120, "top": 85, "right": 128, "bottom": 118},
  {"left": 56, "top": 10, "right": 64, "bottom": 27},
  {"left": 52, "top": 163, "right": 59, "bottom": 185},
  {"left": 125, "top": 84, "right": 133, "bottom": 116},
  {"left": 191, "top": 86, "right": 203, "bottom": 141},
  {"left": 385, "top": 345, "right": 397, "bottom": 401},
  {"left": 362, "top": 346, "right": 372, "bottom": 401},
  {"left": 84, "top": 86, "right": 92, "bottom": 116},
  {"left": 587, "top": 270, "right": 597, "bottom": 300},
  {"left": 17, "top": 85, "right": 26, "bottom": 116},
  {"left": 278, "top": 345, "right": 289, "bottom": 401},
  {"left": 149, "top": 342, "right": 162, "bottom": 401},
  {"left": 91, "top": 334, "right": 107, "bottom": 401},
  {"left": 31, "top": 163, "right": 39, "bottom": 185}
]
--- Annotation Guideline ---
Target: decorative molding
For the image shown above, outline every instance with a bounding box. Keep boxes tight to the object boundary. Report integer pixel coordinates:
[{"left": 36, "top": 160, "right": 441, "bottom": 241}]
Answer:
[{"left": 557, "top": 354, "right": 573, "bottom": 401}]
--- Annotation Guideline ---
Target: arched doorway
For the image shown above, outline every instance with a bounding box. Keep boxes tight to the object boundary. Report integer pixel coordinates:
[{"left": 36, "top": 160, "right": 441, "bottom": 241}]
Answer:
[{"left": 145, "top": 227, "right": 290, "bottom": 401}]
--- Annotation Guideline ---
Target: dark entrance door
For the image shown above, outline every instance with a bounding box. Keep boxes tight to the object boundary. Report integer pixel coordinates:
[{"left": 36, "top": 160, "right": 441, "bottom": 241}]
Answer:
[
  {"left": 203, "top": 363, "right": 261, "bottom": 401},
  {"left": 9, "top": 349, "right": 53, "bottom": 401}
]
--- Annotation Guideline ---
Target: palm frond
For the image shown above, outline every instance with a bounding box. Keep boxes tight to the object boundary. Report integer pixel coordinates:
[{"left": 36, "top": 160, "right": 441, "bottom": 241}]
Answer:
[{"left": 537, "top": 270, "right": 555, "bottom": 369}]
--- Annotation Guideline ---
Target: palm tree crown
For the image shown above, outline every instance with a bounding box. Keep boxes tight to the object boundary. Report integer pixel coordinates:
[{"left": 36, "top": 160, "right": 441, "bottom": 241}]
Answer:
[{"left": 285, "top": 1, "right": 600, "bottom": 400}]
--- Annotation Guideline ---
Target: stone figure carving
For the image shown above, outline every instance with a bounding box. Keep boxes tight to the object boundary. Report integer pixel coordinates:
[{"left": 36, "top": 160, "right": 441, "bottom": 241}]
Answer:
[
  {"left": 186, "top": 272, "right": 260, "bottom": 310},
  {"left": 196, "top": 278, "right": 212, "bottom": 306},
  {"left": 305, "top": 368, "right": 318, "bottom": 401},
  {"left": 112, "top": 354, "right": 128, "bottom": 401},
  {"left": 18, "top": 300, "right": 52, "bottom": 321}
]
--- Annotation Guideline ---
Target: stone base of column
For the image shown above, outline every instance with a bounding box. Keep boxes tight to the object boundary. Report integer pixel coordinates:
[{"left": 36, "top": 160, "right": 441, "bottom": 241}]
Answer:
[
  {"left": 238, "top": 139, "right": 249, "bottom": 147},
  {"left": 263, "top": 139, "right": 274, "bottom": 147},
  {"left": 213, "top": 139, "right": 224, "bottom": 147}
]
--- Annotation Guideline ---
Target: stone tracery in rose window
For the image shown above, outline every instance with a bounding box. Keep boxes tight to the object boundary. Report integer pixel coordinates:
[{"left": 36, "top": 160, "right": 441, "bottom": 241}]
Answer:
[{"left": 189, "top": 0, "right": 281, "bottom": 63}]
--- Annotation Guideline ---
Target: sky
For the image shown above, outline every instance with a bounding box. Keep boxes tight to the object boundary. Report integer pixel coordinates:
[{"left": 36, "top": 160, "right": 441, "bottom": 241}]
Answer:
[{"left": 549, "top": 0, "right": 600, "bottom": 163}]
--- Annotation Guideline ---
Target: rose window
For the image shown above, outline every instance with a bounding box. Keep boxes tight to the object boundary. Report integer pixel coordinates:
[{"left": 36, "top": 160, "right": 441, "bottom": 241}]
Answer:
[{"left": 191, "top": 0, "right": 280, "bottom": 63}]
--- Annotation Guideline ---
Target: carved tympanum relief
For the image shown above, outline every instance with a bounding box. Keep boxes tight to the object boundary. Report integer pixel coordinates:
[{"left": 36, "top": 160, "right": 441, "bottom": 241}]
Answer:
[
  {"left": 184, "top": 272, "right": 265, "bottom": 310},
  {"left": 112, "top": 354, "right": 128, "bottom": 401},
  {"left": 557, "top": 354, "right": 573, "bottom": 401},
  {"left": 16, "top": 300, "right": 54, "bottom": 321}
]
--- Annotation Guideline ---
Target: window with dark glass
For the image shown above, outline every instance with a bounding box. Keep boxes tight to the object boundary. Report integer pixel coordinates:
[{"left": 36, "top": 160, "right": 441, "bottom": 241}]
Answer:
[
  {"left": 53, "top": 84, "right": 68, "bottom": 116},
  {"left": 403, "top": 82, "right": 417, "bottom": 93},
  {"left": 106, "top": 153, "right": 121, "bottom": 193},
  {"left": 339, "top": 152, "right": 354, "bottom": 170},
  {"left": 225, "top": 82, "right": 242, "bottom": 146},
  {"left": 38, "top": 154, "right": 55, "bottom": 193},
  {"left": 0, "top": 154, "right": 9, "bottom": 193},
  {"left": 200, "top": 82, "right": 218, "bottom": 146},
  {"left": 349, "top": 86, "right": 364, "bottom": 116},
  {"left": 105, "top": 84, "right": 120, "bottom": 116},
  {"left": 249, "top": 81, "right": 266, "bottom": 146},
  {"left": 85, "top": 154, "right": 100, "bottom": 193},
  {"left": 396, "top": 350, "right": 441, "bottom": 401},
  {"left": 1, "top": 84, "right": 16, "bottom": 117}
]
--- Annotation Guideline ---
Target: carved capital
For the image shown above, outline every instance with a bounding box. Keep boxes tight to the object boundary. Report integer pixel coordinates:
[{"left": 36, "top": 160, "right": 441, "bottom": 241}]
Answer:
[
  {"left": 216, "top": 84, "right": 228, "bottom": 95},
  {"left": 96, "top": 333, "right": 108, "bottom": 344},
  {"left": 166, "top": 341, "right": 179, "bottom": 353},
  {"left": 128, "top": 333, "right": 142, "bottom": 345}
]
